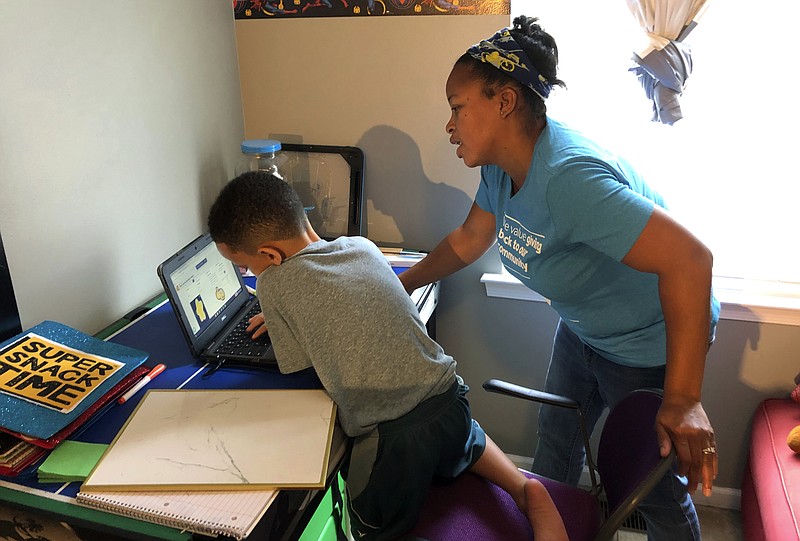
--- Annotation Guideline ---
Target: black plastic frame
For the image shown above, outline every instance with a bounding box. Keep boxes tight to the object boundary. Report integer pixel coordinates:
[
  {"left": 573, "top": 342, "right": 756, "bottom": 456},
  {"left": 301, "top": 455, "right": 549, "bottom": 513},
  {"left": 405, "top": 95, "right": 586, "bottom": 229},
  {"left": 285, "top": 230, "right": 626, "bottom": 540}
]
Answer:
[
  {"left": 279, "top": 143, "right": 365, "bottom": 239},
  {"left": 0, "top": 230, "right": 22, "bottom": 343}
]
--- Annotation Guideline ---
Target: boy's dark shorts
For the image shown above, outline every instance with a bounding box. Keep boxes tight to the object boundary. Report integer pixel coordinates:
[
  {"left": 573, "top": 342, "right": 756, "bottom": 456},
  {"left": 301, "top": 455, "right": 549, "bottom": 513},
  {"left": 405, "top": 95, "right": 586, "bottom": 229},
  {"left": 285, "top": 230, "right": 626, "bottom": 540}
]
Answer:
[{"left": 343, "top": 380, "right": 486, "bottom": 541}]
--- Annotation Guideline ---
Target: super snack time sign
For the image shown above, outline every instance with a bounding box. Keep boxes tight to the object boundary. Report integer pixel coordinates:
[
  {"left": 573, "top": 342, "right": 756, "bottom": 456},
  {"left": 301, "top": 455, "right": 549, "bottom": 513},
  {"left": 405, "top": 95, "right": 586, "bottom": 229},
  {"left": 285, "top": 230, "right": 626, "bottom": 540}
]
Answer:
[{"left": 0, "top": 333, "right": 122, "bottom": 413}]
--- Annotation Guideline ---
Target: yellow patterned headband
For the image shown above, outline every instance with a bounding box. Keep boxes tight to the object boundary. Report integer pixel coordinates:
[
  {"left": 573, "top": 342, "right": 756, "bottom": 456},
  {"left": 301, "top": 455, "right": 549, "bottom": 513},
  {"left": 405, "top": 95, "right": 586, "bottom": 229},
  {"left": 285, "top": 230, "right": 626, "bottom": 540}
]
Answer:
[{"left": 467, "top": 28, "right": 553, "bottom": 100}]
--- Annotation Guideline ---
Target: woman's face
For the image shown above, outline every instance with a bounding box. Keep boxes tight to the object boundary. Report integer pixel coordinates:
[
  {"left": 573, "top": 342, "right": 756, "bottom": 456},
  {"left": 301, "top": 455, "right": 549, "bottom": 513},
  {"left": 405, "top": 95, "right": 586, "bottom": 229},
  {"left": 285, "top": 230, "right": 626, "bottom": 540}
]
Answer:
[{"left": 445, "top": 64, "right": 501, "bottom": 168}]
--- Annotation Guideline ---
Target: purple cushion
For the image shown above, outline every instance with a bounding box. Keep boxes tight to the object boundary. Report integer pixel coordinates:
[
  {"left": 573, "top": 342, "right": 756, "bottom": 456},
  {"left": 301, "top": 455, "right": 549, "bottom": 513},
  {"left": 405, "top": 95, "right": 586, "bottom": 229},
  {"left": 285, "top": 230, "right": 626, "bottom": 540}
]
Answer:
[{"left": 408, "top": 471, "right": 601, "bottom": 540}]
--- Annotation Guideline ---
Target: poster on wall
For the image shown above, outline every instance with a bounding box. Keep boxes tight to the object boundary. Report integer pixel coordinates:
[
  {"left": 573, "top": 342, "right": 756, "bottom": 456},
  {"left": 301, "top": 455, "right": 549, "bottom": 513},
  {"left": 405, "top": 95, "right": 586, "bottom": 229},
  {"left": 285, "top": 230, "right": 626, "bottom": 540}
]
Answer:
[{"left": 233, "top": 0, "right": 509, "bottom": 18}]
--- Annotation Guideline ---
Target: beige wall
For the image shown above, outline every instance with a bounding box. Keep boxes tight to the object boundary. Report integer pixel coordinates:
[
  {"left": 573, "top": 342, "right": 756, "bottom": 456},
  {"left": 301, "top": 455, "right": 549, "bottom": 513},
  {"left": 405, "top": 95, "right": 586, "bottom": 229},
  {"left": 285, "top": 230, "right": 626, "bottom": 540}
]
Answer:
[
  {"left": 235, "top": 15, "right": 506, "bottom": 249},
  {"left": 0, "top": 1, "right": 245, "bottom": 334}
]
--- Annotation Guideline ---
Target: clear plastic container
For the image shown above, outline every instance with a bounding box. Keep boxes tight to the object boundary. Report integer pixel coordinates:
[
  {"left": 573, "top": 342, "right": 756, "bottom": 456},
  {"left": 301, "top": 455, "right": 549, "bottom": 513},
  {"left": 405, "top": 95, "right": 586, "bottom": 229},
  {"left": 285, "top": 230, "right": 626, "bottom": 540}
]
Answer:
[{"left": 234, "top": 139, "right": 284, "bottom": 179}]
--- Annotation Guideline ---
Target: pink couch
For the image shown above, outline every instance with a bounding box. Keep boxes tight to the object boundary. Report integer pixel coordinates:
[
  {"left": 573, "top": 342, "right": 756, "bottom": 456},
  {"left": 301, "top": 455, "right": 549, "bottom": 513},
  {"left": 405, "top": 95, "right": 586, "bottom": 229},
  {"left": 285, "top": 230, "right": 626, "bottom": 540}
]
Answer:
[{"left": 742, "top": 399, "right": 800, "bottom": 541}]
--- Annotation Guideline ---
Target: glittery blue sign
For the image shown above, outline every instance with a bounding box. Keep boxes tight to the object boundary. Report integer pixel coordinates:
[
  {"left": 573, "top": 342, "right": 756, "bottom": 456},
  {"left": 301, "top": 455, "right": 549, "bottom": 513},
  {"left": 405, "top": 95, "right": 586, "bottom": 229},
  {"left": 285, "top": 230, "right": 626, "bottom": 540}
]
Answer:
[{"left": 0, "top": 321, "right": 149, "bottom": 440}]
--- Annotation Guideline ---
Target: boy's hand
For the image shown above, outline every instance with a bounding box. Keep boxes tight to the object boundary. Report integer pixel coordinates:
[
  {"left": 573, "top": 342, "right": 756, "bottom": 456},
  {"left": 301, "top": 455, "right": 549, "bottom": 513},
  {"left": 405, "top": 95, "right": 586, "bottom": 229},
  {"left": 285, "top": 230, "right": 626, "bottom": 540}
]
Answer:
[{"left": 247, "top": 313, "right": 268, "bottom": 339}]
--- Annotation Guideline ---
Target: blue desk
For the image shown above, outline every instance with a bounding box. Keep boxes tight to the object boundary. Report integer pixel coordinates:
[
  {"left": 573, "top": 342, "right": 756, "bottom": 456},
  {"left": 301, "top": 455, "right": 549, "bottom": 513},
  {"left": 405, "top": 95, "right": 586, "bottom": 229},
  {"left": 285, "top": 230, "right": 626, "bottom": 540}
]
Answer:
[{"left": 0, "top": 274, "right": 438, "bottom": 540}]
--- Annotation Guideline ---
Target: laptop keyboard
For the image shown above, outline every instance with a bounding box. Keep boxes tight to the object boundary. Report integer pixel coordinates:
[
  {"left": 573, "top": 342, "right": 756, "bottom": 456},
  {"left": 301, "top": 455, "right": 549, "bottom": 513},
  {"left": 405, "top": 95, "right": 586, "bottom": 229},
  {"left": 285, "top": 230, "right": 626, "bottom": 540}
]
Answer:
[{"left": 215, "top": 303, "right": 272, "bottom": 358}]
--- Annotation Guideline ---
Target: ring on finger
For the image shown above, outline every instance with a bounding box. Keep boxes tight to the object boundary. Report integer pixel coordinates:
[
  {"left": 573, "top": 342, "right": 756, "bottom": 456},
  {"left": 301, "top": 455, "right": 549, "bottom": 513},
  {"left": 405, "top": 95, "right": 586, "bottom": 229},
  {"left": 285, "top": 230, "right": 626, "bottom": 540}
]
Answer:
[{"left": 701, "top": 446, "right": 716, "bottom": 455}]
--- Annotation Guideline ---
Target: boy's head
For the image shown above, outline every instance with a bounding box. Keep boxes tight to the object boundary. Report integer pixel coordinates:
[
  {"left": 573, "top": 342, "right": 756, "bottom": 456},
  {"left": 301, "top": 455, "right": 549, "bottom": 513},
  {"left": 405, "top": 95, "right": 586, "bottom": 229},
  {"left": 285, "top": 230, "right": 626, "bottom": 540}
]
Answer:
[{"left": 208, "top": 172, "right": 308, "bottom": 274}]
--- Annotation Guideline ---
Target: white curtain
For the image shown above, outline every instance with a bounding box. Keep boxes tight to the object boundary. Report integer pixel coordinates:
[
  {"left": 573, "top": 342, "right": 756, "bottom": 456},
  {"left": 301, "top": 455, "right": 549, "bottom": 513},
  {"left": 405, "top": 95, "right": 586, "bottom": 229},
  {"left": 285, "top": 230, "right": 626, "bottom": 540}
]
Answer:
[{"left": 626, "top": 0, "right": 710, "bottom": 124}]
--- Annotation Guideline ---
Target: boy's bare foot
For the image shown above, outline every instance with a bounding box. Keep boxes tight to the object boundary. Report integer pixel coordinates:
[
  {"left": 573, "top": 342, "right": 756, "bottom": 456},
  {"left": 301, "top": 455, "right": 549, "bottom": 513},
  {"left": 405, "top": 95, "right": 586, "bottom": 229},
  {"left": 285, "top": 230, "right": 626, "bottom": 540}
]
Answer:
[{"left": 520, "top": 478, "right": 569, "bottom": 541}]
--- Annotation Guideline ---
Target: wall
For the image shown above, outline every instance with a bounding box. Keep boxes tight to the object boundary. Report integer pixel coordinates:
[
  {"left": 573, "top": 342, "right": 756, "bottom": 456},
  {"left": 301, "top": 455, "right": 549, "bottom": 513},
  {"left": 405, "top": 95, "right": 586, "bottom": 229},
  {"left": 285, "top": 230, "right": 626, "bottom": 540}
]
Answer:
[
  {"left": 235, "top": 14, "right": 503, "bottom": 249},
  {"left": 0, "top": 1, "right": 245, "bottom": 335},
  {"left": 236, "top": 13, "right": 800, "bottom": 506}
]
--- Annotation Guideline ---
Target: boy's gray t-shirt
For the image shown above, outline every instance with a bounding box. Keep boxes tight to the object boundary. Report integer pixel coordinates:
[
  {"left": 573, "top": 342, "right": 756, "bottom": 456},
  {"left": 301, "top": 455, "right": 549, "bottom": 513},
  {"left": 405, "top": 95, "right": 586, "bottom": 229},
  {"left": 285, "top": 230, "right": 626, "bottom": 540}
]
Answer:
[{"left": 255, "top": 236, "right": 456, "bottom": 437}]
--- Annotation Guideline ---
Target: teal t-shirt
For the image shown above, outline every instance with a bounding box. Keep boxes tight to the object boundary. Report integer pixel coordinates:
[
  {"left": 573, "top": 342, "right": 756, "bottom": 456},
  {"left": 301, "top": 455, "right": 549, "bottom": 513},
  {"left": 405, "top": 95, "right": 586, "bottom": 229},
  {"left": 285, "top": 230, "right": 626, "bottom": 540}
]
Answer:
[{"left": 475, "top": 118, "right": 718, "bottom": 367}]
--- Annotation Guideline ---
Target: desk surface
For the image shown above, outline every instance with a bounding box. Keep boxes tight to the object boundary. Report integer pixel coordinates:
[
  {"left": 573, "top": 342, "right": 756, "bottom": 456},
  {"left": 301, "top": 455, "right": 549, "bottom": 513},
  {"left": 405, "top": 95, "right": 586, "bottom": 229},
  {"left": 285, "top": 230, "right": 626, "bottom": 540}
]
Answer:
[
  {"left": 1, "top": 299, "right": 326, "bottom": 540},
  {"left": 0, "top": 273, "right": 437, "bottom": 541}
]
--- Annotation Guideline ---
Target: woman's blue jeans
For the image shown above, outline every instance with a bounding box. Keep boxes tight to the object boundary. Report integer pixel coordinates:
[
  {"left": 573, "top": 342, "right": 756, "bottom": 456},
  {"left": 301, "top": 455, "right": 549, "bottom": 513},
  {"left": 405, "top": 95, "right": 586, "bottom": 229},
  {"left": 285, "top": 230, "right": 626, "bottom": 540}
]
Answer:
[{"left": 532, "top": 320, "right": 701, "bottom": 541}]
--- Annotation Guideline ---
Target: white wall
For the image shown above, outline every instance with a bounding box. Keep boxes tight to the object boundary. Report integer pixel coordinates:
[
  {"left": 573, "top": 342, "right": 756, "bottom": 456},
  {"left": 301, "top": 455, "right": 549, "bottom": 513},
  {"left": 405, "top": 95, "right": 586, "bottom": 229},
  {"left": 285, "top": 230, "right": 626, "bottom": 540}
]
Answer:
[{"left": 0, "top": 1, "right": 245, "bottom": 334}]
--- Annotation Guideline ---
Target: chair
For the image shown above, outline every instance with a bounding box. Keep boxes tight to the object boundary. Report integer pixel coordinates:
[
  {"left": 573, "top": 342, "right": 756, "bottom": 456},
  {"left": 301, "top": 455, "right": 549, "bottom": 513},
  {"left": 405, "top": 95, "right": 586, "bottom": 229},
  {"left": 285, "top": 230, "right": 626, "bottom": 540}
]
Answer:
[{"left": 407, "top": 381, "right": 676, "bottom": 541}]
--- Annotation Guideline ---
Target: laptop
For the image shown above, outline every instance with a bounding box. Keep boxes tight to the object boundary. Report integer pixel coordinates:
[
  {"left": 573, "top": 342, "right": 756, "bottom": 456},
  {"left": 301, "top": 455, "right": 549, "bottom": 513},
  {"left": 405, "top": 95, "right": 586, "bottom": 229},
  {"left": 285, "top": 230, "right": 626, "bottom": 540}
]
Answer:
[
  {"left": 158, "top": 144, "right": 365, "bottom": 372},
  {"left": 157, "top": 232, "right": 278, "bottom": 370}
]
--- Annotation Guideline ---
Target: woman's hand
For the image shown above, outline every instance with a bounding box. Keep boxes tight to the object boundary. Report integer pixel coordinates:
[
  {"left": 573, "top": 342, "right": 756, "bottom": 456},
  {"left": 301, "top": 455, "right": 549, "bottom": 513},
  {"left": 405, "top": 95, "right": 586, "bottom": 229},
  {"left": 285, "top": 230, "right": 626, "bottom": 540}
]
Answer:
[
  {"left": 655, "top": 396, "right": 718, "bottom": 496},
  {"left": 247, "top": 313, "right": 269, "bottom": 339}
]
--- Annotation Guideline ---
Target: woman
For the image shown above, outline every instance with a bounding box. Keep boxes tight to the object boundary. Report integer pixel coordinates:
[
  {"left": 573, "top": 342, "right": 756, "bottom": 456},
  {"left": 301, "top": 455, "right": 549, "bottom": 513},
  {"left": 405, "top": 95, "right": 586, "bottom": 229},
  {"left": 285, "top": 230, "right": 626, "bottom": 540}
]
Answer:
[{"left": 399, "top": 15, "right": 719, "bottom": 540}]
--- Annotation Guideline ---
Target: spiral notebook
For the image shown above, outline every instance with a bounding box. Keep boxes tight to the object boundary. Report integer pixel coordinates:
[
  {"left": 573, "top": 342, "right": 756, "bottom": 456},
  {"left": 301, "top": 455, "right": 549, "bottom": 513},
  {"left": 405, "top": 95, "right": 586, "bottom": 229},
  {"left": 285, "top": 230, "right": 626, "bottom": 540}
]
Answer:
[{"left": 76, "top": 488, "right": 278, "bottom": 539}]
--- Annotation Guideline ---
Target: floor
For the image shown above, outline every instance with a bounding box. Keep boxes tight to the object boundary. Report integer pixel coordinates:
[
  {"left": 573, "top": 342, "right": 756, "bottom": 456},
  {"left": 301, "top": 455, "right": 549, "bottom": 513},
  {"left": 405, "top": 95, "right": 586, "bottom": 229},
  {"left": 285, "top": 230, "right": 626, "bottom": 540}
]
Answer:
[
  {"left": 0, "top": 501, "right": 743, "bottom": 540},
  {"left": 617, "top": 504, "right": 743, "bottom": 541}
]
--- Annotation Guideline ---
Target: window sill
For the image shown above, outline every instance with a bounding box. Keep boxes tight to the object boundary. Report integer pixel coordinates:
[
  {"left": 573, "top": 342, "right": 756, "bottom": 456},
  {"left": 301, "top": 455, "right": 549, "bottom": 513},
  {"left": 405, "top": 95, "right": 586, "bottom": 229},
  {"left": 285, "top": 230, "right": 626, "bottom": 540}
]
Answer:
[{"left": 480, "top": 273, "right": 800, "bottom": 327}]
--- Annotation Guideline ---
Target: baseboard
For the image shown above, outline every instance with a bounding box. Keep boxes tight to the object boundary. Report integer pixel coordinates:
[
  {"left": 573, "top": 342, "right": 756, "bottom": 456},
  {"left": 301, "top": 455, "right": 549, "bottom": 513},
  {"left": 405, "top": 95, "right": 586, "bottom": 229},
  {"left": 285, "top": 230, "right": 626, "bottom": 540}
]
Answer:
[
  {"left": 505, "top": 453, "right": 741, "bottom": 511},
  {"left": 692, "top": 486, "right": 741, "bottom": 511}
]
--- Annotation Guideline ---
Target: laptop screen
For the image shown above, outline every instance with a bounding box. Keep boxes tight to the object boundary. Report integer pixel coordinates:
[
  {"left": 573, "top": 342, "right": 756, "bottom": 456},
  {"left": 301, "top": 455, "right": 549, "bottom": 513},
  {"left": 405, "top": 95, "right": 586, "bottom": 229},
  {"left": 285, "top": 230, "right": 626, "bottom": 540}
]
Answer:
[
  {"left": 168, "top": 242, "right": 244, "bottom": 338},
  {"left": 157, "top": 232, "right": 250, "bottom": 353}
]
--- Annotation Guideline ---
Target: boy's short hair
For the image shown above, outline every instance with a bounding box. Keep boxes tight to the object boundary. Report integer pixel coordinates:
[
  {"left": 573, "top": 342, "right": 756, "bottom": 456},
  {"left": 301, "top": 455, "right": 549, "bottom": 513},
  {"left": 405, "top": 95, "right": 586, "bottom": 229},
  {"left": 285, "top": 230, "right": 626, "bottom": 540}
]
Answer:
[{"left": 208, "top": 172, "right": 307, "bottom": 252}]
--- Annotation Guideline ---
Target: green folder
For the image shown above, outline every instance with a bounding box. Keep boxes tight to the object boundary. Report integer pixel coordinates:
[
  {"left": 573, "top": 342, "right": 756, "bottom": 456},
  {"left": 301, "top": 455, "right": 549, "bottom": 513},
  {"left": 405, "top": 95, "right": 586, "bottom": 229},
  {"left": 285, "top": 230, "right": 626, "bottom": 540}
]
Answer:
[{"left": 37, "top": 441, "right": 107, "bottom": 483}]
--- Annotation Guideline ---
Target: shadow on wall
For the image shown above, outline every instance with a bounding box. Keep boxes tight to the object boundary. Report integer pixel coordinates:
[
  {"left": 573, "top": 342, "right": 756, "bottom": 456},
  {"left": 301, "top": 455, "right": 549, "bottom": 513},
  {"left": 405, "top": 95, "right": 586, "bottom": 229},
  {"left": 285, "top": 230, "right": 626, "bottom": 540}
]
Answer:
[
  {"left": 357, "top": 125, "right": 473, "bottom": 252},
  {"left": 724, "top": 310, "right": 800, "bottom": 397}
]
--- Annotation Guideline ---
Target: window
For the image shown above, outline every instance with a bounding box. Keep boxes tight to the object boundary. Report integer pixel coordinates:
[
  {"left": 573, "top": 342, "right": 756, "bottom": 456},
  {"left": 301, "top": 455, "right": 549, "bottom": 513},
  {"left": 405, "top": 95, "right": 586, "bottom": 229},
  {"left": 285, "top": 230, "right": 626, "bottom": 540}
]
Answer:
[
  {"left": 485, "top": 2, "right": 800, "bottom": 323},
  {"left": 508, "top": 1, "right": 798, "bottom": 284}
]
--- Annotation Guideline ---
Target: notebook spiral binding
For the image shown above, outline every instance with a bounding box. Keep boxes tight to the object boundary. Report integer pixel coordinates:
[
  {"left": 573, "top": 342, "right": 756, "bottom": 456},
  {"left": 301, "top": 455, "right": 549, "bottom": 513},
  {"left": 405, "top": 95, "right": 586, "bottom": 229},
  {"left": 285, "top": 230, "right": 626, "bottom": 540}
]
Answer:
[{"left": 75, "top": 491, "right": 267, "bottom": 540}]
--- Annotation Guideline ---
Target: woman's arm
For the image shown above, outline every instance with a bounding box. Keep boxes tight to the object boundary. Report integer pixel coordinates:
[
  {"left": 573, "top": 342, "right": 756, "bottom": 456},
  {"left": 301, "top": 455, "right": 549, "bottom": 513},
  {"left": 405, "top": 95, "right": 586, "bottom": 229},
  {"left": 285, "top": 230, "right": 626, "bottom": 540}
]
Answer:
[
  {"left": 621, "top": 206, "right": 717, "bottom": 497},
  {"left": 399, "top": 202, "right": 497, "bottom": 293}
]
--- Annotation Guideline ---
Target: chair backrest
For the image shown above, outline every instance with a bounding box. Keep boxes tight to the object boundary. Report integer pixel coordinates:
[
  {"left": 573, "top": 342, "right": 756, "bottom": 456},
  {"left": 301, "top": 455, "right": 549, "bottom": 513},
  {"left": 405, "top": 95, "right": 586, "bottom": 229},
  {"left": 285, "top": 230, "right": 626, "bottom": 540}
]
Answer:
[{"left": 594, "top": 389, "right": 675, "bottom": 540}]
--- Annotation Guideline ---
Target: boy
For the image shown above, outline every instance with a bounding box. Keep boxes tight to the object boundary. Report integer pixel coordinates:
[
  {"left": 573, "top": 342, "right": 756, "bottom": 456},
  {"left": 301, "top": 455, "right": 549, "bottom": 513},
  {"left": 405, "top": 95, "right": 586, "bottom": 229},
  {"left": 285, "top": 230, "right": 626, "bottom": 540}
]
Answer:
[{"left": 207, "top": 172, "right": 567, "bottom": 541}]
